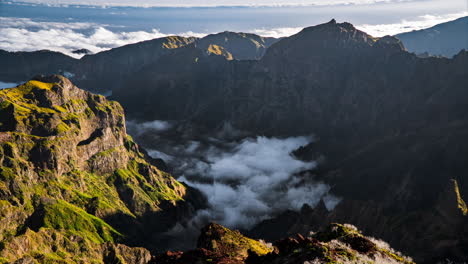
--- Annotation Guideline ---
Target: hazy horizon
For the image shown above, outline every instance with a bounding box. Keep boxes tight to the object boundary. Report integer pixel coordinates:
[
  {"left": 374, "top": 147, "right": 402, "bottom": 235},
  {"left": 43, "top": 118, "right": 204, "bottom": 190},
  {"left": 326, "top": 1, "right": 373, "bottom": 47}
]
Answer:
[{"left": 0, "top": 0, "right": 466, "bottom": 57}]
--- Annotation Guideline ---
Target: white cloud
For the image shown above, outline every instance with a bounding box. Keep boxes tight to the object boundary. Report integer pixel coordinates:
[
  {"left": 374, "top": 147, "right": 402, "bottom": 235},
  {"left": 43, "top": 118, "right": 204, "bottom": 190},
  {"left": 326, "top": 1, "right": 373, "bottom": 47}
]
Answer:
[
  {"left": 250, "top": 27, "right": 303, "bottom": 38},
  {"left": 127, "top": 119, "right": 173, "bottom": 133},
  {"left": 356, "top": 12, "right": 468, "bottom": 37},
  {"left": 6, "top": 0, "right": 421, "bottom": 8},
  {"left": 127, "top": 120, "right": 339, "bottom": 246},
  {"left": 147, "top": 133, "right": 340, "bottom": 229},
  {"left": 0, "top": 17, "right": 206, "bottom": 58},
  {"left": 1, "top": 10, "right": 467, "bottom": 58},
  {"left": 1, "top": 9, "right": 466, "bottom": 62},
  {"left": 252, "top": 12, "right": 468, "bottom": 38}
]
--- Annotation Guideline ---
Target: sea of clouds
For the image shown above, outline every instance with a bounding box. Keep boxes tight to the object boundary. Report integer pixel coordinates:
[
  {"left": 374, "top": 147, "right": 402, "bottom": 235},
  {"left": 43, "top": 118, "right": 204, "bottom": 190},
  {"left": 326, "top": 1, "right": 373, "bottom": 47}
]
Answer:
[
  {"left": 0, "top": 10, "right": 466, "bottom": 59},
  {"left": 0, "top": 17, "right": 205, "bottom": 58},
  {"left": 127, "top": 120, "right": 341, "bottom": 230}
]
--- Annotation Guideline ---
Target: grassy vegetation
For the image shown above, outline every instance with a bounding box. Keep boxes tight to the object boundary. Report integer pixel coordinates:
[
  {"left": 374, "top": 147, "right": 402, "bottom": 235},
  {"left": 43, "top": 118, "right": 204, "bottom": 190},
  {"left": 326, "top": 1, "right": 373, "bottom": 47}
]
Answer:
[
  {"left": 452, "top": 179, "right": 468, "bottom": 215},
  {"left": 202, "top": 223, "right": 272, "bottom": 258},
  {"left": 0, "top": 77, "right": 187, "bottom": 263},
  {"left": 40, "top": 199, "right": 121, "bottom": 243}
]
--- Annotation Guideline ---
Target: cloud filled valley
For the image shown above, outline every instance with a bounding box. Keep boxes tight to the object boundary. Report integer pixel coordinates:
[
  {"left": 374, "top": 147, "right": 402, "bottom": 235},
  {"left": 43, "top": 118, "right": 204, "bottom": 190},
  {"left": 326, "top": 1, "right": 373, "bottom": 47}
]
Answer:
[{"left": 126, "top": 120, "right": 340, "bottom": 233}]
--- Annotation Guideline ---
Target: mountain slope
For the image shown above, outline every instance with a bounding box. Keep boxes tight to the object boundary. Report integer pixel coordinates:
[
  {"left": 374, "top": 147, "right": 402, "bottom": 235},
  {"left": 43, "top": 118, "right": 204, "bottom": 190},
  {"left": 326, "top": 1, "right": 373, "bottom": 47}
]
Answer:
[
  {"left": 0, "top": 32, "right": 277, "bottom": 93},
  {"left": 0, "top": 50, "right": 77, "bottom": 83},
  {"left": 111, "top": 20, "right": 468, "bottom": 262},
  {"left": 0, "top": 75, "right": 197, "bottom": 263},
  {"left": 396, "top": 16, "right": 468, "bottom": 57},
  {"left": 72, "top": 36, "right": 197, "bottom": 93}
]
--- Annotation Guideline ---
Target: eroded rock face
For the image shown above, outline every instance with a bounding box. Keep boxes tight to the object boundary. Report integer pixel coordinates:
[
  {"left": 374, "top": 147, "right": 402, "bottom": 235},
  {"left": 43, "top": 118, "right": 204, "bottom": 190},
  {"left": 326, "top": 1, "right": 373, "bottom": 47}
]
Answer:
[{"left": 0, "top": 75, "right": 194, "bottom": 263}]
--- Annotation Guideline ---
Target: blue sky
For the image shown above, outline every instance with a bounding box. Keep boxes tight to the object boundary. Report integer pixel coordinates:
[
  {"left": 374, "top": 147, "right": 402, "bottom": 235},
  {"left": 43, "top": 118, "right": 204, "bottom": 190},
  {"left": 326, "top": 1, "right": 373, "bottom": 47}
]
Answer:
[{"left": 0, "top": 0, "right": 466, "bottom": 57}]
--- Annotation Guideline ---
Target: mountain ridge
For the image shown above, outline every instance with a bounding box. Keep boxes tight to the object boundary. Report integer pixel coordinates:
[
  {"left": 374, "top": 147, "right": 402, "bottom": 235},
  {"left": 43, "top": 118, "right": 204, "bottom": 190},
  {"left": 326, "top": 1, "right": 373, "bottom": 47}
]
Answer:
[{"left": 395, "top": 16, "right": 468, "bottom": 57}]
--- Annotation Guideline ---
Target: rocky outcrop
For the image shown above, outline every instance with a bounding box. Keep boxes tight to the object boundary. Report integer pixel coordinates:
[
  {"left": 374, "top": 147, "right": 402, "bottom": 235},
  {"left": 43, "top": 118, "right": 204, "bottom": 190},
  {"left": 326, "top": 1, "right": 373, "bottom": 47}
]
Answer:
[
  {"left": 0, "top": 32, "right": 277, "bottom": 94},
  {"left": 196, "top": 31, "right": 278, "bottom": 60},
  {"left": 0, "top": 50, "right": 77, "bottom": 83},
  {"left": 0, "top": 75, "right": 200, "bottom": 263},
  {"left": 156, "top": 222, "right": 414, "bottom": 264}
]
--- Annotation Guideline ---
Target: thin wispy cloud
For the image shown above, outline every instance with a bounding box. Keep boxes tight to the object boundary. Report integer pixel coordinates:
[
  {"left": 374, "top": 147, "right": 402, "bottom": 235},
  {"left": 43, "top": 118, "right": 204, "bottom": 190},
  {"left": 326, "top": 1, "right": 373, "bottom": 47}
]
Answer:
[{"left": 357, "top": 11, "right": 468, "bottom": 37}]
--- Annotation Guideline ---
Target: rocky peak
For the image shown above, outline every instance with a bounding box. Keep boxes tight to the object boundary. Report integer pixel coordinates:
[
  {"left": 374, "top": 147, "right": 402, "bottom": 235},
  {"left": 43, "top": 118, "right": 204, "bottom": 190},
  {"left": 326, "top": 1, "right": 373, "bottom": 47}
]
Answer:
[
  {"left": 196, "top": 31, "right": 278, "bottom": 60},
  {"left": 157, "top": 223, "right": 414, "bottom": 264},
  {"left": 261, "top": 20, "right": 376, "bottom": 66},
  {"left": 197, "top": 223, "right": 272, "bottom": 259},
  {"left": 375, "top": 35, "right": 406, "bottom": 52}
]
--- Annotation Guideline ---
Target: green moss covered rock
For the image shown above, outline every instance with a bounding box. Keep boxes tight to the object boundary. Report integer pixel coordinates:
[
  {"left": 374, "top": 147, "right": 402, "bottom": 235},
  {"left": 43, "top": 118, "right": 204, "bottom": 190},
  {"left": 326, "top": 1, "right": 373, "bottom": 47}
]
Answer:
[{"left": 0, "top": 75, "right": 187, "bottom": 263}]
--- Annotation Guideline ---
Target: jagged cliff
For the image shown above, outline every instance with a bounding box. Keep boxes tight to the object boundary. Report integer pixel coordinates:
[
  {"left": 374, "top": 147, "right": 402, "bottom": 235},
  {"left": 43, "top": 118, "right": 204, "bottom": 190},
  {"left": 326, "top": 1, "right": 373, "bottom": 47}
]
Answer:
[{"left": 0, "top": 75, "right": 198, "bottom": 263}]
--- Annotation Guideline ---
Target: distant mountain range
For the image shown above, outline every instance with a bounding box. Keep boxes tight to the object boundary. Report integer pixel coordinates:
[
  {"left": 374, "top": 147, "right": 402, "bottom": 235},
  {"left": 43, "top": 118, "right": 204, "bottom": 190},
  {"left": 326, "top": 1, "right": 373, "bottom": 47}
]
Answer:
[
  {"left": 395, "top": 16, "right": 468, "bottom": 57},
  {"left": 1, "top": 17, "right": 466, "bottom": 87},
  {"left": 1, "top": 18, "right": 468, "bottom": 263}
]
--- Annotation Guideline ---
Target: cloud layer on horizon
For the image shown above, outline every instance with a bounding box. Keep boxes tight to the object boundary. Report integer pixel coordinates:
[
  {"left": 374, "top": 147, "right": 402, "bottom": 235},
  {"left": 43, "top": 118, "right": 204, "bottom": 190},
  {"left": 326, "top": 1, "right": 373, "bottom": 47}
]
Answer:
[
  {"left": 6, "top": 0, "right": 423, "bottom": 8},
  {"left": 0, "top": 11, "right": 466, "bottom": 58},
  {"left": 356, "top": 12, "right": 468, "bottom": 37},
  {"left": 0, "top": 17, "right": 206, "bottom": 58}
]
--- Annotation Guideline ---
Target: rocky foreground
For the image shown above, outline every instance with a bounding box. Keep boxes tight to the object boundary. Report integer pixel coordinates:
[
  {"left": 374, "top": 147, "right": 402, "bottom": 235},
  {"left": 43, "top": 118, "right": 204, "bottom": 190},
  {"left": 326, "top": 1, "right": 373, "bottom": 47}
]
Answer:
[{"left": 156, "top": 223, "right": 414, "bottom": 264}]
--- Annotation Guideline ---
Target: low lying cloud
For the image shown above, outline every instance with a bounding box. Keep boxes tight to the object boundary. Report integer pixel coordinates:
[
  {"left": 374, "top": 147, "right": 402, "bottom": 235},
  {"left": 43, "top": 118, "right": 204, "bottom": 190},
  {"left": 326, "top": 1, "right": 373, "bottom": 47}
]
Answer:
[
  {"left": 356, "top": 12, "right": 468, "bottom": 37},
  {"left": 127, "top": 119, "right": 173, "bottom": 134},
  {"left": 128, "top": 120, "right": 340, "bottom": 230},
  {"left": 252, "top": 12, "right": 468, "bottom": 38},
  {"left": 0, "top": 17, "right": 206, "bottom": 58},
  {"left": 250, "top": 27, "right": 303, "bottom": 38},
  {"left": 1, "top": 10, "right": 466, "bottom": 58}
]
